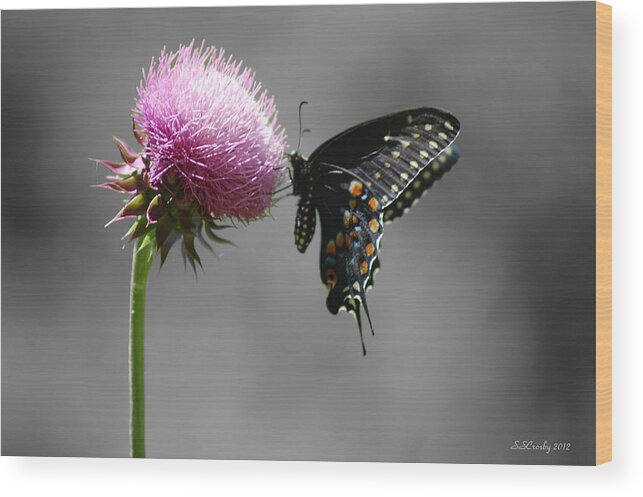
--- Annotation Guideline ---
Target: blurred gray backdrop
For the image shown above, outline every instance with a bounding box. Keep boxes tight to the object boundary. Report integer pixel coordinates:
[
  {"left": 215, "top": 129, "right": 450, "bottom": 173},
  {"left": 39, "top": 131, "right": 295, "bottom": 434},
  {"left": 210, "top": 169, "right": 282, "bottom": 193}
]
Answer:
[{"left": 2, "top": 2, "right": 596, "bottom": 464}]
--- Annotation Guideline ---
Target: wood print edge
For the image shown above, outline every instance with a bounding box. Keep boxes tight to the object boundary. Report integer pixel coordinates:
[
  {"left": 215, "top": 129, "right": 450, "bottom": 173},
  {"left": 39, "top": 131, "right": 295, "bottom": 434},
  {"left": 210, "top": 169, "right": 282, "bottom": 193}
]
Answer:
[{"left": 595, "top": 0, "right": 612, "bottom": 466}]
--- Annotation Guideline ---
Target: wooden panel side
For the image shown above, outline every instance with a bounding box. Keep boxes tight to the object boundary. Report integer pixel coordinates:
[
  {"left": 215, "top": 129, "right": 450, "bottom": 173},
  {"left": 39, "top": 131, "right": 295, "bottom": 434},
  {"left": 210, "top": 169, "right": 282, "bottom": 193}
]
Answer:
[{"left": 595, "top": 1, "right": 612, "bottom": 466}]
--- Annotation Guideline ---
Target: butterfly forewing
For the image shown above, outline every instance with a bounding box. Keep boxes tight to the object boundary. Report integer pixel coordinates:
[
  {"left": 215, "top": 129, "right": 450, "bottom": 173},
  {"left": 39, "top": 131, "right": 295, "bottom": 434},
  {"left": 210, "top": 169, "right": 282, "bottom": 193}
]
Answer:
[{"left": 311, "top": 108, "right": 460, "bottom": 207}]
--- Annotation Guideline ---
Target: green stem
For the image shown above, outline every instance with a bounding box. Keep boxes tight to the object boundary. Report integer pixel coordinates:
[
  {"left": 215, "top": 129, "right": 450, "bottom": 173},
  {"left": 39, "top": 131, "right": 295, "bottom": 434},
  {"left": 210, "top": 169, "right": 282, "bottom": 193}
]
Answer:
[{"left": 129, "top": 234, "right": 154, "bottom": 458}]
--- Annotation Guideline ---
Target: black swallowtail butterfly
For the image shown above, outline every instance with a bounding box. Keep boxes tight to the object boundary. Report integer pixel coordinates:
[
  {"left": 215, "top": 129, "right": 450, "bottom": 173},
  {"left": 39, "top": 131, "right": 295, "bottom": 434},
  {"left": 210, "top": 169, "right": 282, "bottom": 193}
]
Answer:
[{"left": 289, "top": 106, "right": 461, "bottom": 354}]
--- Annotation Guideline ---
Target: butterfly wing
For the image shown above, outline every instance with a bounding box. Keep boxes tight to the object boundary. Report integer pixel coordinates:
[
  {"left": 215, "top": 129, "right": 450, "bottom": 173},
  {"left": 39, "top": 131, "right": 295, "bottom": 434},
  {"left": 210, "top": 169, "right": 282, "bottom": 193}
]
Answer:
[
  {"left": 314, "top": 172, "right": 384, "bottom": 354},
  {"left": 382, "top": 144, "right": 460, "bottom": 224},
  {"left": 306, "top": 108, "right": 461, "bottom": 353},
  {"left": 310, "top": 107, "right": 460, "bottom": 206}
]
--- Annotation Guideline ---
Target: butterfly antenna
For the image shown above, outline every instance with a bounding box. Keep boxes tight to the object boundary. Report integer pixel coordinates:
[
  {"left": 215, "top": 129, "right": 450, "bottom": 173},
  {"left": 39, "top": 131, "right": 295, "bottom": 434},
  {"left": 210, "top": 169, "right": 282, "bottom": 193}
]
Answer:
[{"left": 295, "top": 101, "right": 309, "bottom": 154}]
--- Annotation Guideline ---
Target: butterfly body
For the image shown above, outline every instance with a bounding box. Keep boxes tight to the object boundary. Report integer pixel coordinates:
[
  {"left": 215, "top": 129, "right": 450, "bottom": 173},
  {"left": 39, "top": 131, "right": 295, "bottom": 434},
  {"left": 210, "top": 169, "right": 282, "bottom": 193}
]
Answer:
[{"left": 289, "top": 107, "right": 461, "bottom": 354}]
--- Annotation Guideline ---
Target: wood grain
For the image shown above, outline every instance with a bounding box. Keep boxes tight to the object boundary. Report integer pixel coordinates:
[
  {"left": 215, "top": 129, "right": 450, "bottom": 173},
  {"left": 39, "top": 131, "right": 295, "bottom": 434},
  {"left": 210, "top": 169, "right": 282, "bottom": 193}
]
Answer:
[{"left": 595, "top": 1, "right": 612, "bottom": 466}]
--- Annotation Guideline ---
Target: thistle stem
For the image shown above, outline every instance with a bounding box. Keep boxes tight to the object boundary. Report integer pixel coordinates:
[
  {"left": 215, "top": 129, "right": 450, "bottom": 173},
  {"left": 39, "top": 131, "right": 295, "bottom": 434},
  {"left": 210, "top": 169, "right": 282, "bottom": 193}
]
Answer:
[{"left": 129, "top": 234, "right": 154, "bottom": 458}]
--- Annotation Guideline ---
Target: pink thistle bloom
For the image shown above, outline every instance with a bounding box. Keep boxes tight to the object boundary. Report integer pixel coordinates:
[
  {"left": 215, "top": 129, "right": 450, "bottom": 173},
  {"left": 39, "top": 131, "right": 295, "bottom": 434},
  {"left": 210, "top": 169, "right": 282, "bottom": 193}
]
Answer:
[{"left": 133, "top": 40, "right": 286, "bottom": 221}]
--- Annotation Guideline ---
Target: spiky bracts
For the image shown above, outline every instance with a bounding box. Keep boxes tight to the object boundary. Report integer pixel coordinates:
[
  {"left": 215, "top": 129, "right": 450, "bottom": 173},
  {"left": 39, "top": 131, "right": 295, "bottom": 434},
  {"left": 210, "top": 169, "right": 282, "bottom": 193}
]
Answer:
[{"left": 95, "top": 134, "right": 235, "bottom": 271}]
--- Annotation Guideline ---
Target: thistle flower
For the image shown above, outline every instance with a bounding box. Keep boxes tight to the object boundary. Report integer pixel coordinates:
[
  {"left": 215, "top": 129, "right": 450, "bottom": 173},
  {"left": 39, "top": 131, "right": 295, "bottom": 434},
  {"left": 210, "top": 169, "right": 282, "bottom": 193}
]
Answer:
[
  {"left": 96, "top": 40, "right": 287, "bottom": 268},
  {"left": 93, "top": 42, "right": 288, "bottom": 458}
]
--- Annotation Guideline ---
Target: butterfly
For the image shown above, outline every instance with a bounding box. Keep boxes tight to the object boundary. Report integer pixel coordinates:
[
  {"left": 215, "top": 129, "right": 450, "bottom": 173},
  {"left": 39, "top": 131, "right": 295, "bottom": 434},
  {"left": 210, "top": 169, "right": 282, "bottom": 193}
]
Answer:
[{"left": 288, "top": 106, "right": 461, "bottom": 354}]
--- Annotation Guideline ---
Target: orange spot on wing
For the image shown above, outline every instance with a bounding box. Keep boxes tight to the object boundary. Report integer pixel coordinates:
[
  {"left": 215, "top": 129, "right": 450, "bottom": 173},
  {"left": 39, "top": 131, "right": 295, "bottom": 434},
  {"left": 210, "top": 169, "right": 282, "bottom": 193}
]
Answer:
[
  {"left": 325, "top": 268, "right": 337, "bottom": 286},
  {"left": 343, "top": 210, "right": 351, "bottom": 228},
  {"left": 349, "top": 181, "right": 364, "bottom": 197},
  {"left": 369, "top": 218, "right": 380, "bottom": 233},
  {"left": 368, "top": 197, "right": 379, "bottom": 212},
  {"left": 326, "top": 240, "right": 336, "bottom": 256},
  {"left": 352, "top": 215, "right": 359, "bottom": 225},
  {"left": 366, "top": 243, "right": 375, "bottom": 256},
  {"left": 360, "top": 261, "right": 368, "bottom": 275},
  {"left": 336, "top": 232, "right": 344, "bottom": 248}
]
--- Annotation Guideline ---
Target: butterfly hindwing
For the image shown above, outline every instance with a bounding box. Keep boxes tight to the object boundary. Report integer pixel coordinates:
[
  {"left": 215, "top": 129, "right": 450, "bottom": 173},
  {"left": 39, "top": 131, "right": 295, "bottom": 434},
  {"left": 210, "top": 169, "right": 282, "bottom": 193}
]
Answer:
[
  {"left": 317, "top": 175, "right": 383, "bottom": 353},
  {"left": 383, "top": 144, "right": 460, "bottom": 224}
]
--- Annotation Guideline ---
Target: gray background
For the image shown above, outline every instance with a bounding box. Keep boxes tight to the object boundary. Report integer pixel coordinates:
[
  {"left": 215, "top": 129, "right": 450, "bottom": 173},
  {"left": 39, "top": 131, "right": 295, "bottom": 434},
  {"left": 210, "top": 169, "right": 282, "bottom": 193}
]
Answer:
[{"left": 2, "top": 3, "right": 596, "bottom": 464}]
